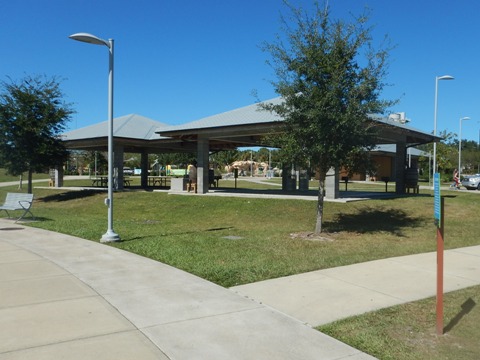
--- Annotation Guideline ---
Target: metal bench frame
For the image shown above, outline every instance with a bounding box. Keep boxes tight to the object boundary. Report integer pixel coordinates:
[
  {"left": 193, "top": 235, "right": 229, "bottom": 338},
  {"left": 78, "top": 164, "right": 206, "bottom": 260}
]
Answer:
[{"left": 0, "top": 193, "right": 35, "bottom": 222}]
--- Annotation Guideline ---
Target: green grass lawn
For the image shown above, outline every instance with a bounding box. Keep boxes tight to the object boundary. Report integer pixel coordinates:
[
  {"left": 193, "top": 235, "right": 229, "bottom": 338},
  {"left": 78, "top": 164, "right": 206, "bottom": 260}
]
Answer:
[
  {"left": 0, "top": 170, "right": 50, "bottom": 182},
  {"left": 1, "top": 179, "right": 478, "bottom": 288},
  {"left": 318, "top": 285, "right": 480, "bottom": 360}
]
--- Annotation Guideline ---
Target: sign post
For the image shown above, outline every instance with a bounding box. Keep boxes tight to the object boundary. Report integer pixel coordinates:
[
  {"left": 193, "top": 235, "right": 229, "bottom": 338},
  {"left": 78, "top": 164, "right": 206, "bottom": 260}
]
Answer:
[{"left": 434, "top": 173, "right": 445, "bottom": 335}]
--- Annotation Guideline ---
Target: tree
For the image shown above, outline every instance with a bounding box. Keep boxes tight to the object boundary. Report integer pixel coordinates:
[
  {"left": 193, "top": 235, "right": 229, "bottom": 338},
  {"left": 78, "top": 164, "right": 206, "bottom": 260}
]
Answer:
[
  {"left": 461, "top": 140, "right": 480, "bottom": 175},
  {"left": 0, "top": 75, "right": 74, "bottom": 193},
  {"left": 437, "top": 131, "right": 460, "bottom": 175},
  {"left": 155, "top": 152, "right": 194, "bottom": 168},
  {"left": 81, "top": 150, "right": 107, "bottom": 175},
  {"left": 261, "top": 1, "right": 395, "bottom": 233},
  {"left": 256, "top": 147, "right": 270, "bottom": 163},
  {"left": 210, "top": 149, "right": 241, "bottom": 169}
]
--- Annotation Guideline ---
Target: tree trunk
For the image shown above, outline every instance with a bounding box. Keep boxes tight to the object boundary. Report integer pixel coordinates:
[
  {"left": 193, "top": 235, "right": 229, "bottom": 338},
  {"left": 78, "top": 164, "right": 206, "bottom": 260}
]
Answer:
[
  {"left": 315, "top": 174, "right": 326, "bottom": 233},
  {"left": 27, "top": 169, "right": 33, "bottom": 194}
]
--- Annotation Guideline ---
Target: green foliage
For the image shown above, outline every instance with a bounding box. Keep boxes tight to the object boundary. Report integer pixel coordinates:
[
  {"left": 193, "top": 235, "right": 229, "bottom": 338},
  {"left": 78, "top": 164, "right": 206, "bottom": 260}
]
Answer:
[
  {"left": 0, "top": 75, "right": 74, "bottom": 192},
  {"left": 261, "top": 2, "right": 395, "bottom": 173},
  {"left": 154, "top": 152, "right": 194, "bottom": 168},
  {"left": 418, "top": 131, "right": 480, "bottom": 180},
  {"left": 459, "top": 140, "right": 480, "bottom": 175},
  {"left": 463, "top": 149, "right": 480, "bottom": 174},
  {"left": 80, "top": 151, "right": 107, "bottom": 175},
  {"left": 260, "top": 1, "right": 396, "bottom": 231},
  {"left": 460, "top": 139, "right": 478, "bottom": 151},
  {"left": 435, "top": 131, "right": 458, "bottom": 172},
  {"left": 210, "top": 149, "right": 241, "bottom": 168}
]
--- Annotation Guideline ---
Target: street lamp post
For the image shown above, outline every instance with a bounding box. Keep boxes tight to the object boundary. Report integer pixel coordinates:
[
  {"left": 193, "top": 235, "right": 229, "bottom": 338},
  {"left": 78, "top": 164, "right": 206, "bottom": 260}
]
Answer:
[
  {"left": 458, "top": 116, "right": 471, "bottom": 180},
  {"left": 69, "top": 32, "right": 120, "bottom": 242},
  {"left": 477, "top": 121, "right": 480, "bottom": 173},
  {"left": 433, "top": 75, "right": 454, "bottom": 178}
]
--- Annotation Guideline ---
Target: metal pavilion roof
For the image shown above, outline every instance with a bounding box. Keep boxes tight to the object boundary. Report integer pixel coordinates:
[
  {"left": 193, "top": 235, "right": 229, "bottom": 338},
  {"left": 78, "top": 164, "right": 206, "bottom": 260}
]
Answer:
[
  {"left": 157, "top": 97, "right": 284, "bottom": 133},
  {"left": 62, "top": 114, "right": 194, "bottom": 153},
  {"left": 156, "top": 97, "right": 440, "bottom": 148},
  {"left": 62, "top": 98, "right": 439, "bottom": 154},
  {"left": 64, "top": 114, "right": 168, "bottom": 141}
]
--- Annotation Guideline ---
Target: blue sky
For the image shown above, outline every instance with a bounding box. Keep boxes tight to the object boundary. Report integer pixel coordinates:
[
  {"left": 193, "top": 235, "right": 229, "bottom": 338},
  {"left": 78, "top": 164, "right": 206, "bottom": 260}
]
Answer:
[{"left": 1, "top": 0, "right": 480, "bottom": 142}]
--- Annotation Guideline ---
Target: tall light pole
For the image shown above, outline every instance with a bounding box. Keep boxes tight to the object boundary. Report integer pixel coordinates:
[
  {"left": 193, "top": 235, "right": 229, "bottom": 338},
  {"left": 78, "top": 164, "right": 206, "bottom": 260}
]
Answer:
[
  {"left": 433, "top": 75, "right": 454, "bottom": 177},
  {"left": 458, "top": 116, "right": 471, "bottom": 180},
  {"left": 69, "top": 32, "right": 120, "bottom": 242}
]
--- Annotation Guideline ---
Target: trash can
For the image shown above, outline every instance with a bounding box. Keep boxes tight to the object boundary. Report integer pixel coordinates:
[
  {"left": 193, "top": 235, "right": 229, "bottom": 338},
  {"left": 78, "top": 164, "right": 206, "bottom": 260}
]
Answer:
[
  {"left": 282, "top": 166, "right": 296, "bottom": 191},
  {"left": 299, "top": 170, "right": 309, "bottom": 191}
]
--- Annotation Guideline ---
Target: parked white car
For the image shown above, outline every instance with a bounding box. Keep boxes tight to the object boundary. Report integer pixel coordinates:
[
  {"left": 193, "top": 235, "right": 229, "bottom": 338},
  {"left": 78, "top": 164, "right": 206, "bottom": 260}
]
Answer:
[{"left": 461, "top": 174, "right": 480, "bottom": 190}]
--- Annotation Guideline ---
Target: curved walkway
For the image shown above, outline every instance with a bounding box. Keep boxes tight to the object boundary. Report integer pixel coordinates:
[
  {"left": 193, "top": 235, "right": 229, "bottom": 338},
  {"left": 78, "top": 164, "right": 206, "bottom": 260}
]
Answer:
[{"left": 0, "top": 219, "right": 373, "bottom": 360}]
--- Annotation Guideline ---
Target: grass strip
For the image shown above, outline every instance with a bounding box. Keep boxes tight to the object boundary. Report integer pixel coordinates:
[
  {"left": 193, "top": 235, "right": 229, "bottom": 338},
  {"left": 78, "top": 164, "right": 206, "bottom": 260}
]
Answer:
[{"left": 318, "top": 286, "right": 480, "bottom": 360}]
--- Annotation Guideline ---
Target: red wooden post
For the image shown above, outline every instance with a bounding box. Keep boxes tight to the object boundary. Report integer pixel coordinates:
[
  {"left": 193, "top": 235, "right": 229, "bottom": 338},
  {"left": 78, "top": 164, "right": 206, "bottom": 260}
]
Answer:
[{"left": 436, "top": 197, "right": 445, "bottom": 335}]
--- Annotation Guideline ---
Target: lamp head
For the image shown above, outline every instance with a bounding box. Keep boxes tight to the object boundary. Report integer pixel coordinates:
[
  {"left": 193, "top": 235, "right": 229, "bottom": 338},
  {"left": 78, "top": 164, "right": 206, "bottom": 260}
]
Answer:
[
  {"left": 69, "top": 33, "right": 110, "bottom": 48},
  {"left": 437, "top": 75, "right": 454, "bottom": 81},
  {"left": 461, "top": 116, "right": 471, "bottom": 121}
]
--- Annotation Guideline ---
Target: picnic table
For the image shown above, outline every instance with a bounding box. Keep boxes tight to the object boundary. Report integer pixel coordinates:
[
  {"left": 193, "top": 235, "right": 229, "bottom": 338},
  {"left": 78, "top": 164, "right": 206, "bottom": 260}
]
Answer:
[
  {"left": 148, "top": 176, "right": 169, "bottom": 187},
  {"left": 91, "top": 176, "right": 131, "bottom": 187},
  {"left": 91, "top": 176, "right": 108, "bottom": 187},
  {"left": 210, "top": 175, "right": 221, "bottom": 188}
]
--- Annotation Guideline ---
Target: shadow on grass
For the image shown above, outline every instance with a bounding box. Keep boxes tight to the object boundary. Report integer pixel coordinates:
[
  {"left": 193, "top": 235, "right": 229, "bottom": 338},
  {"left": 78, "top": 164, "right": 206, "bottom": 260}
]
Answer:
[
  {"left": 118, "top": 226, "right": 235, "bottom": 243},
  {"left": 324, "top": 206, "right": 424, "bottom": 236},
  {"left": 444, "top": 297, "right": 476, "bottom": 333},
  {"left": 38, "top": 190, "right": 99, "bottom": 202},
  {"left": 205, "top": 227, "right": 234, "bottom": 232},
  {"left": 442, "top": 195, "right": 459, "bottom": 199}
]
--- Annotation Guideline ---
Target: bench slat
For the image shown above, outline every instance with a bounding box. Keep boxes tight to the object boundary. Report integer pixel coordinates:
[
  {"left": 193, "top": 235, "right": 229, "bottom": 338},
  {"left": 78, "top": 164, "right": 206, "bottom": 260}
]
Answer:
[{"left": 0, "top": 192, "right": 35, "bottom": 222}]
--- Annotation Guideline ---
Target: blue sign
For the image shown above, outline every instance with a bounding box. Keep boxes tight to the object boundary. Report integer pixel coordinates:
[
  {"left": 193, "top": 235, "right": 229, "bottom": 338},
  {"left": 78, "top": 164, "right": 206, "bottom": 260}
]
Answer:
[{"left": 434, "top": 173, "right": 441, "bottom": 227}]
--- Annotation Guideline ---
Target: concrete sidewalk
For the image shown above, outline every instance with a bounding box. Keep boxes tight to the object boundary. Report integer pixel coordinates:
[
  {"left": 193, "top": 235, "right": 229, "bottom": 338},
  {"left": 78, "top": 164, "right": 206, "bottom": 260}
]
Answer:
[
  {"left": 232, "top": 245, "right": 480, "bottom": 326},
  {"left": 0, "top": 219, "right": 374, "bottom": 360}
]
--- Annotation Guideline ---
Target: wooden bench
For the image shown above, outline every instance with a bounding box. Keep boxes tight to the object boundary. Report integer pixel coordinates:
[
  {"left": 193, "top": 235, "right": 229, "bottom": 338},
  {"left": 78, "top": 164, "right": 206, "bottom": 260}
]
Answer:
[
  {"left": 405, "top": 184, "right": 419, "bottom": 194},
  {"left": 341, "top": 176, "right": 349, "bottom": 191},
  {"left": 209, "top": 174, "right": 222, "bottom": 188},
  {"left": 0, "top": 193, "right": 35, "bottom": 222}
]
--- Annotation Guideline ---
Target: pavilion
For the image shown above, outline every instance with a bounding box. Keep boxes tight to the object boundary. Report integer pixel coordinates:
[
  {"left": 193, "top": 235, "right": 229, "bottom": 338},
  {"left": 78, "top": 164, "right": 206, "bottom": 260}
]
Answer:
[{"left": 62, "top": 97, "right": 438, "bottom": 198}]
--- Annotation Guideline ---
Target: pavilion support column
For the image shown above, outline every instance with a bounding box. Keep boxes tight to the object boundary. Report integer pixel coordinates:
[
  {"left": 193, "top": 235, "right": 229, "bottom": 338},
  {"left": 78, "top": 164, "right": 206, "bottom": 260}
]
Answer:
[
  {"left": 197, "top": 136, "right": 210, "bottom": 194},
  {"left": 325, "top": 167, "right": 340, "bottom": 199},
  {"left": 395, "top": 141, "right": 406, "bottom": 194},
  {"left": 140, "top": 151, "right": 148, "bottom": 188},
  {"left": 54, "top": 166, "right": 64, "bottom": 188},
  {"left": 114, "top": 145, "right": 124, "bottom": 190}
]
